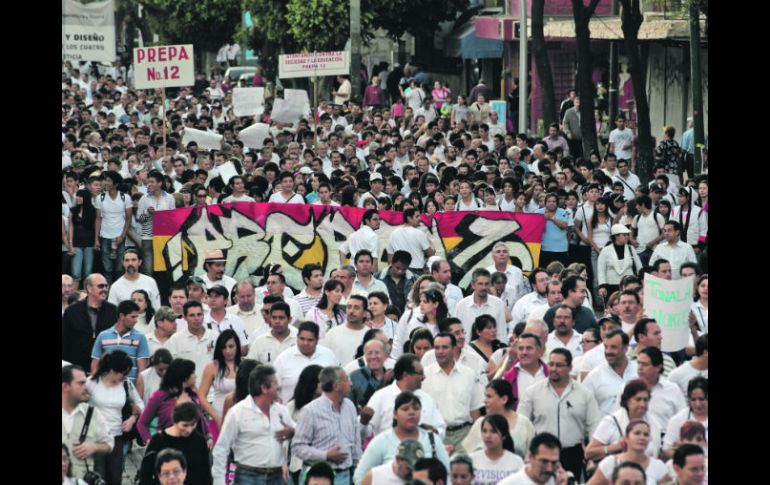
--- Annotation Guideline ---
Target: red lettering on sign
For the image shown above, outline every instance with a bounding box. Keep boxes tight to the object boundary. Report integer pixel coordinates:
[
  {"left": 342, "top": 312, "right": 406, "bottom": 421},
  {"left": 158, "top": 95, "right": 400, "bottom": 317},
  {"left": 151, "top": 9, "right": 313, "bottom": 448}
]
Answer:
[
  {"left": 168, "top": 46, "right": 177, "bottom": 60},
  {"left": 147, "top": 48, "right": 156, "bottom": 63},
  {"left": 137, "top": 50, "right": 145, "bottom": 64},
  {"left": 147, "top": 67, "right": 156, "bottom": 81},
  {"left": 171, "top": 66, "right": 180, "bottom": 79},
  {"left": 158, "top": 46, "right": 167, "bottom": 62},
  {"left": 178, "top": 46, "right": 189, "bottom": 61}
]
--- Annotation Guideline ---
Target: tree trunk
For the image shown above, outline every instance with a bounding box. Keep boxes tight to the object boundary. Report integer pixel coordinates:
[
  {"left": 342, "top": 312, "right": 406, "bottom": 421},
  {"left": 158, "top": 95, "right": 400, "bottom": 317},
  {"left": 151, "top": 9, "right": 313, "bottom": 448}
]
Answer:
[
  {"left": 620, "top": 0, "right": 654, "bottom": 183},
  {"left": 532, "top": 0, "right": 557, "bottom": 129},
  {"left": 572, "top": 0, "right": 601, "bottom": 157}
]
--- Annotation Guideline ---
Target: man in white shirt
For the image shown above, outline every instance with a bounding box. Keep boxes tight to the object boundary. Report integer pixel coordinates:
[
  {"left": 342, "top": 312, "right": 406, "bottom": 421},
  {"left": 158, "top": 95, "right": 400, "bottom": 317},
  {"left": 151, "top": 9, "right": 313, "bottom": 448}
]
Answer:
[
  {"left": 421, "top": 317, "right": 487, "bottom": 385},
  {"left": 203, "top": 285, "right": 249, "bottom": 354},
  {"left": 577, "top": 316, "right": 622, "bottom": 381},
  {"left": 617, "top": 290, "right": 642, "bottom": 334},
  {"left": 324, "top": 295, "right": 370, "bottom": 365},
  {"left": 455, "top": 268, "right": 508, "bottom": 341},
  {"left": 268, "top": 171, "right": 305, "bottom": 204},
  {"left": 633, "top": 346, "right": 686, "bottom": 429},
  {"left": 608, "top": 116, "right": 634, "bottom": 163},
  {"left": 421, "top": 332, "right": 484, "bottom": 451},
  {"left": 545, "top": 305, "right": 583, "bottom": 358},
  {"left": 94, "top": 171, "right": 132, "bottom": 284},
  {"left": 486, "top": 242, "right": 531, "bottom": 307},
  {"left": 222, "top": 175, "right": 255, "bottom": 203},
  {"left": 387, "top": 208, "right": 434, "bottom": 273},
  {"left": 247, "top": 302, "right": 298, "bottom": 364},
  {"left": 612, "top": 159, "right": 640, "bottom": 201},
  {"left": 498, "top": 432, "right": 568, "bottom": 485},
  {"left": 631, "top": 194, "right": 666, "bottom": 266},
  {"left": 166, "top": 301, "right": 218, "bottom": 387},
  {"left": 146, "top": 306, "right": 178, "bottom": 355},
  {"left": 227, "top": 280, "right": 262, "bottom": 337},
  {"left": 429, "top": 258, "right": 464, "bottom": 316},
  {"left": 361, "top": 354, "right": 447, "bottom": 438},
  {"left": 511, "top": 269, "right": 550, "bottom": 326},
  {"left": 582, "top": 329, "right": 638, "bottom": 415},
  {"left": 649, "top": 221, "right": 697, "bottom": 279},
  {"left": 263, "top": 273, "right": 303, "bottom": 323},
  {"left": 274, "top": 321, "right": 337, "bottom": 403},
  {"left": 212, "top": 364, "right": 295, "bottom": 485},
  {"left": 668, "top": 334, "right": 708, "bottom": 398},
  {"left": 340, "top": 209, "right": 381, "bottom": 268},
  {"left": 107, "top": 249, "right": 161, "bottom": 309},
  {"left": 350, "top": 250, "right": 390, "bottom": 298},
  {"left": 200, "top": 249, "right": 237, "bottom": 296}
]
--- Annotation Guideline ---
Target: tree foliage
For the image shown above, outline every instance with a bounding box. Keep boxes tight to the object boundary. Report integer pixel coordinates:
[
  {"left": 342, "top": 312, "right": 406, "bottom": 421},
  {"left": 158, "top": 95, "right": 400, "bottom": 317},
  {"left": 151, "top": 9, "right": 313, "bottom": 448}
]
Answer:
[
  {"left": 369, "top": 0, "right": 469, "bottom": 40},
  {"left": 143, "top": 0, "right": 242, "bottom": 52}
]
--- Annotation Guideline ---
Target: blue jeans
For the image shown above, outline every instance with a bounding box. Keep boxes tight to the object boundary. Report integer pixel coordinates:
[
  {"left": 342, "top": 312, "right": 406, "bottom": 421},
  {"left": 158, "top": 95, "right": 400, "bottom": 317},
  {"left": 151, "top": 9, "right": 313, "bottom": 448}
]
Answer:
[
  {"left": 233, "top": 468, "right": 285, "bottom": 485},
  {"left": 100, "top": 237, "right": 126, "bottom": 285},
  {"left": 71, "top": 247, "right": 94, "bottom": 281}
]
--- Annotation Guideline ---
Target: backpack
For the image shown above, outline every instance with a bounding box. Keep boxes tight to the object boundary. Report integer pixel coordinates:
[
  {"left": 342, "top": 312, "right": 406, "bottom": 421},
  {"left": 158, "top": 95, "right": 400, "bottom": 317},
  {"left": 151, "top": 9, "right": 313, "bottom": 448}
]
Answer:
[{"left": 100, "top": 191, "right": 126, "bottom": 203}]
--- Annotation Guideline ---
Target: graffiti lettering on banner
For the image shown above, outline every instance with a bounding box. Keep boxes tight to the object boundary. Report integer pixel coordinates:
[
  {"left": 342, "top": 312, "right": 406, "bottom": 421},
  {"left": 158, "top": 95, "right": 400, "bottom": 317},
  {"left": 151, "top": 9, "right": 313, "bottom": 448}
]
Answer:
[{"left": 153, "top": 203, "right": 546, "bottom": 291}]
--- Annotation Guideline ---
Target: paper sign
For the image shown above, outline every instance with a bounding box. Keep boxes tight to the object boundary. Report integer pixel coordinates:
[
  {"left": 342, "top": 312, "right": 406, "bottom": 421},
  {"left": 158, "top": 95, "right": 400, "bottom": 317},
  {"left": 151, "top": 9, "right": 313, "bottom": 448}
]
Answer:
[
  {"left": 283, "top": 89, "right": 311, "bottom": 118},
  {"left": 279, "top": 51, "right": 350, "bottom": 79},
  {"left": 133, "top": 44, "right": 194, "bottom": 89},
  {"left": 643, "top": 274, "right": 694, "bottom": 352},
  {"left": 182, "top": 127, "right": 223, "bottom": 151},
  {"left": 217, "top": 161, "right": 239, "bottom": 185},
  {"left": 271, "top": 97, "right": 305, "bottom": 124},
  {"left": 233, "top": 87, "right": 265, "bottom": 117},
  {"left": 238, "top": 123, "right": 271, "bottom": 149}
]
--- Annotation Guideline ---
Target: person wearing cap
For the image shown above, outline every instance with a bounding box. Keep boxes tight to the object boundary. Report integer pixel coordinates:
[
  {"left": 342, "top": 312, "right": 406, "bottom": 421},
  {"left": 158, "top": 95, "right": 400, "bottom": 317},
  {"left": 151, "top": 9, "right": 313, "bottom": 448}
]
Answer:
[
  {"left": 137, "top": 170, "right": 176, "bottom": 274},
  {"left": 203, "top": 285, "right": 249, "bottom": 354},
  {"left": 360, "top": 439, "right": 428, "bottom": 485},
  {"left": 200, "top": 249, "right": 237, "bottom": 296},
  {"left": 358, "top": 173, "right": 389, "bottom": 208},
  {"left": 595, "top": 224, "right": 643, "bottom": 300},
  {"left": 146, "top": 306, "right": 179, "bottom": 355}
]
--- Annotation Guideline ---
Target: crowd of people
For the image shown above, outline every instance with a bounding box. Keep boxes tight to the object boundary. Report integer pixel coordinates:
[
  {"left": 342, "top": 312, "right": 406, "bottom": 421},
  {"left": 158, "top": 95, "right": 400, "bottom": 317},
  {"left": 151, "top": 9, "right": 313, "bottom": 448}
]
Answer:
[{"left": 62, "top": 60, "right": 708, "bottom": 485}]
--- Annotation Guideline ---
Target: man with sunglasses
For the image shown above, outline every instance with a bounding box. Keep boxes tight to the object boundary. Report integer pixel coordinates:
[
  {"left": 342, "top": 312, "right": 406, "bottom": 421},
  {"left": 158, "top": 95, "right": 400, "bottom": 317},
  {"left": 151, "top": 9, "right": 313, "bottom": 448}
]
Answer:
[{"left": 63, "top": 273, "right": 119, "bottom": 371}]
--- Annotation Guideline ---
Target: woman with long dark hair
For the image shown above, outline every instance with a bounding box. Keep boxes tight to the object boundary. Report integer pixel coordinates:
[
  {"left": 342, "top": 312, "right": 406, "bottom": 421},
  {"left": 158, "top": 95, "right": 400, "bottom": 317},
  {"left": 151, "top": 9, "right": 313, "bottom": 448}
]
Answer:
[
  {"left": 690, "top": 274, "right": 708, "bottom": 335},
  {"left": 198, "top": 330, "right": 241, "bottom": 433},
  {"left": 417, "top": 287, "right": 448, "bottom": 335},
  {"left": 87, "top": 350, "right": 144, "bottom": 485},
  {"left": 131, "top": 289, "right": 156, "bottom": 334},
  {"left": 462, "top": 379, "right": 535, "bottom": 460},
  {"left": 137, "top": 358, "right": 211, "bottom": 448},
  {"left": 70, "top": 188, "right": 97, "bottom": 289},
  {"left": 671, "top": 187, "right": 707, "bottom": 253},
  {"left": 655, "top": 199, "right": 672, "bottom": 223},
  {"left": 305, "top": 279, "right": 347, "bottom": 339},
  {"left": 662, "top": 377, "right": 708, "bottom": 460},
  {"left": 468, "top": 414, "right": 524, "bottom": 485},
  {"left": 287, "top": 364, "right": 324, "bottom": 484}
]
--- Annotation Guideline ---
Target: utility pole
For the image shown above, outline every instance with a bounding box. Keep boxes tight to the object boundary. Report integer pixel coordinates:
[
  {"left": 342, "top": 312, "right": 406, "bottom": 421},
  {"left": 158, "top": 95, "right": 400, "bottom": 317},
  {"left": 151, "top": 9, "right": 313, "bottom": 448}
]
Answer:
[
  {"left": 350, "top": 0, "right": 362, "bottom": 102},
  {"left": 608, "top": 0, "right": 619, "bottom": 124},
  {"left": 689, "top": 1, "right": 705, "bottom": 174},
  {"left": 519, "top": 0, "right": 528, "bottom": 135}
]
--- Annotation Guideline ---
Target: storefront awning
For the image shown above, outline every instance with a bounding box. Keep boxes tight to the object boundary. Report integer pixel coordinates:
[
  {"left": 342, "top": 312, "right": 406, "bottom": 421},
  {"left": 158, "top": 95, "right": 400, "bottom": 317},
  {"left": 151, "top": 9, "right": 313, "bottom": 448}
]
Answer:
[{"left": 444, "top": 22, "right": 504, "bottom": 59}]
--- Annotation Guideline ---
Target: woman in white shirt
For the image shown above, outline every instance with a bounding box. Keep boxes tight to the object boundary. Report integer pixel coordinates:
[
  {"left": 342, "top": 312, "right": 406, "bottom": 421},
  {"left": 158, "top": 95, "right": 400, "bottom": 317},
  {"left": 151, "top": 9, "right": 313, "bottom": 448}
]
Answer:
[
  {"left": 596, "top": 224, "right": 642, "bottom": 301},
  {"left": 588, "top": 197, "right": 613, "bottom": 290},
  {"left": 469, "top": 414, "right": 524, "bottom": 485},
  {"left": 131, "top": 289, "right": 155, "bottom": 334},
  {"left": 305, "top": 279, "right": 346, "bottom": 339},
  {"left": 690, "top": 275, "right": 708, "bottom": 335},
  {"left": 86, "top": 350, "right": 144, "bottom": 485},
  {"left": 136, "top": 348, "right": 172, "bottom": 404},
  {"left": 588, "top": 419, "right": 671, "bottom": 485},
  {"left": 671, "top": 188, "right": 706, "bottom": 252},
  {"left": 662, "top": 377, "right": 708, "bottom": 460}
]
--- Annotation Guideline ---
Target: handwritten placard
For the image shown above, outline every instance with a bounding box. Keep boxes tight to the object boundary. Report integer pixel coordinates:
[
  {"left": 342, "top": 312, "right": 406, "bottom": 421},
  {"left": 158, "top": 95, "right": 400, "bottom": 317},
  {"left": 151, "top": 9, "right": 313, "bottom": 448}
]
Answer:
[{"left": 643, "top": 274, "right": 694, "bottom": 351}]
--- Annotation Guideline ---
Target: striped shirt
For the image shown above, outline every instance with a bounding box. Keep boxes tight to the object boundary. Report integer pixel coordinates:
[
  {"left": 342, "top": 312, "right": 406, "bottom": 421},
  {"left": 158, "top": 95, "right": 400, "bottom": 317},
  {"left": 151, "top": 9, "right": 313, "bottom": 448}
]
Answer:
[
  {"left": 291, "top": 394, "right": 362, "bottom": 470},
  {"left": 91, "top": 326, "right": 150, "bottom": 381},
  {"left": 136, "top": 191, "right": 176, "bottom": 240}
]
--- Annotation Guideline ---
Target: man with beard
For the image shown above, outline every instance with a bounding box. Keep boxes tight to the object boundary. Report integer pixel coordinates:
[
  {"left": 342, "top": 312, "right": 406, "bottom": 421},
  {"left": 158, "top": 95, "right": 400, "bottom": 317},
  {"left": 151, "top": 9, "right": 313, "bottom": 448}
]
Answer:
[
  {"left": 107, "top": 249, "right": 161, "bottom": 309},
  {"left": 227, "top": 280, "right": 261, "bottom": 337},
  {"left": 200, "top": 249, "right": 237, "bottom": 296},
  {"left": 511, "top": 268, "right": 550, "bottom": 326},
  {"left": 63, "top": 273, "right": 119, "bottom": 370},
  {"left": 582, "top": 329, "right": 638, "bottom": 415},
  {"left": 518, "top": 348, "right": 600, "bottom": 480}
]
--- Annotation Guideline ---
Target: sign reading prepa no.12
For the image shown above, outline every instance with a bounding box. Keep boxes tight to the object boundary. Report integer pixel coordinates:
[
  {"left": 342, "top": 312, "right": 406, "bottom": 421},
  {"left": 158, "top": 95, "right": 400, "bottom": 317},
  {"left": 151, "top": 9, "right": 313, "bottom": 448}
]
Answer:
[{"left": 133, "top": 44, "right": 194, "bottom": 89}]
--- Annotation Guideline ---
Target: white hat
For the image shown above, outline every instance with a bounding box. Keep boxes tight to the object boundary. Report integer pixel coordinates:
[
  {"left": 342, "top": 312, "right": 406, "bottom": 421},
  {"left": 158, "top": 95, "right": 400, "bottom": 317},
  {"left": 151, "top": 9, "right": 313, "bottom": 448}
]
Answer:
[
  {"left": 370, "top": 173, "right": 383, "bottom": 182},
  {"left": 610, "top": 224, "right": 631, "bottom": 236},
  {"left": 299, "top": 166, "right": 313, "bottom": 175}
]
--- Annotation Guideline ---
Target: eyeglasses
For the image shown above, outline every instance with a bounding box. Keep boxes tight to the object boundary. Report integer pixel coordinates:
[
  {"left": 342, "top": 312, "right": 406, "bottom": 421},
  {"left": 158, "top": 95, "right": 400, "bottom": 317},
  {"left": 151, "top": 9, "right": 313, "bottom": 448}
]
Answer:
[{"left": 581, "top": 339, "right": 599, "bottom": 345}]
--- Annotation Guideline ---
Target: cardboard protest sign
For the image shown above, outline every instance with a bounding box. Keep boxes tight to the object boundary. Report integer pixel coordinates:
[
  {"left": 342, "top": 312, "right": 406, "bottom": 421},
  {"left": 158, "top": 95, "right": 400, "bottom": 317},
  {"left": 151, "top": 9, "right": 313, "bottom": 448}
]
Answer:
[
  {"left": 182, "top": 127, "right": 222, "bottom": 151},
  {"left": 237, "top": 123, "right": 271, "bottom": 149},
  {"left": 643, "top": 274, "right": 694, "bottom": 351},
  {"left": 233, "top": 87, "right": 265, "bottom": 117},
  {"left": 133, "top": 44, "right": 194, "bottom": 89},
  {"left": 62, "top": 0, "right": 116, "bottom": 63}
]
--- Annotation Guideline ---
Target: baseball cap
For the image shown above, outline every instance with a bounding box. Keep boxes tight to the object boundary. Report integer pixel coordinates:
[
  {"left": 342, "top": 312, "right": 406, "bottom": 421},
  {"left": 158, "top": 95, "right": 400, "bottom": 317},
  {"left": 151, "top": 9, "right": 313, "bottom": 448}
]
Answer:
[
  {"left": 395, "top": 440, "right": 425, "bottom": 469},
  {"left": 299, "top": 166, "right": 313, "bottom": 175},
  {"left": 186, "top": 276, "right": 207, "bottom": 290},
  {"left": 610, "top": 224, "right": 631, "bottom": 236},
  {"left": 597, "top": 315, "right": 621, "bottom": 328},
  {"left": 155, "top": 306, "right": 179, "bottom": 322},
  {"left": 370, "top": 173, "right": 383, "bottom": 182}
]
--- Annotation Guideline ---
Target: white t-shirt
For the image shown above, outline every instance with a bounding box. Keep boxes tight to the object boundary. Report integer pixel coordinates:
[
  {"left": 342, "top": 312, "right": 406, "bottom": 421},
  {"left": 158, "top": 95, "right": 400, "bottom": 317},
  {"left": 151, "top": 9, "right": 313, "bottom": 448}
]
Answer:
[
  {"left": 632, "top": 211, "right": 665, "bottom": 249},
  {"left": 387, "top": 226, "right": 430, "bottom": 269},
  {"left": 322, "top": 324, "right": 369, "bottom": 366},
  {"left": 609, "top": 128, "right": 635, "bottom": 160},
  {"left": 498, "top": 468, "right": 556, "bottom": 485},
  {"left": 469, "top": 450, "right": 524, "bottom": 485},
  {"left": 268, "top": 192, "right": 305, "bottom": 204},
  {"left": 667, "top": 361, "right": 708, "bottom": 398},
  {"left": 95, "top": 191, "right": 132, "bottom": 239},
  {"left": 107, "top": 274, "right": 161, "bottom": 309}
]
